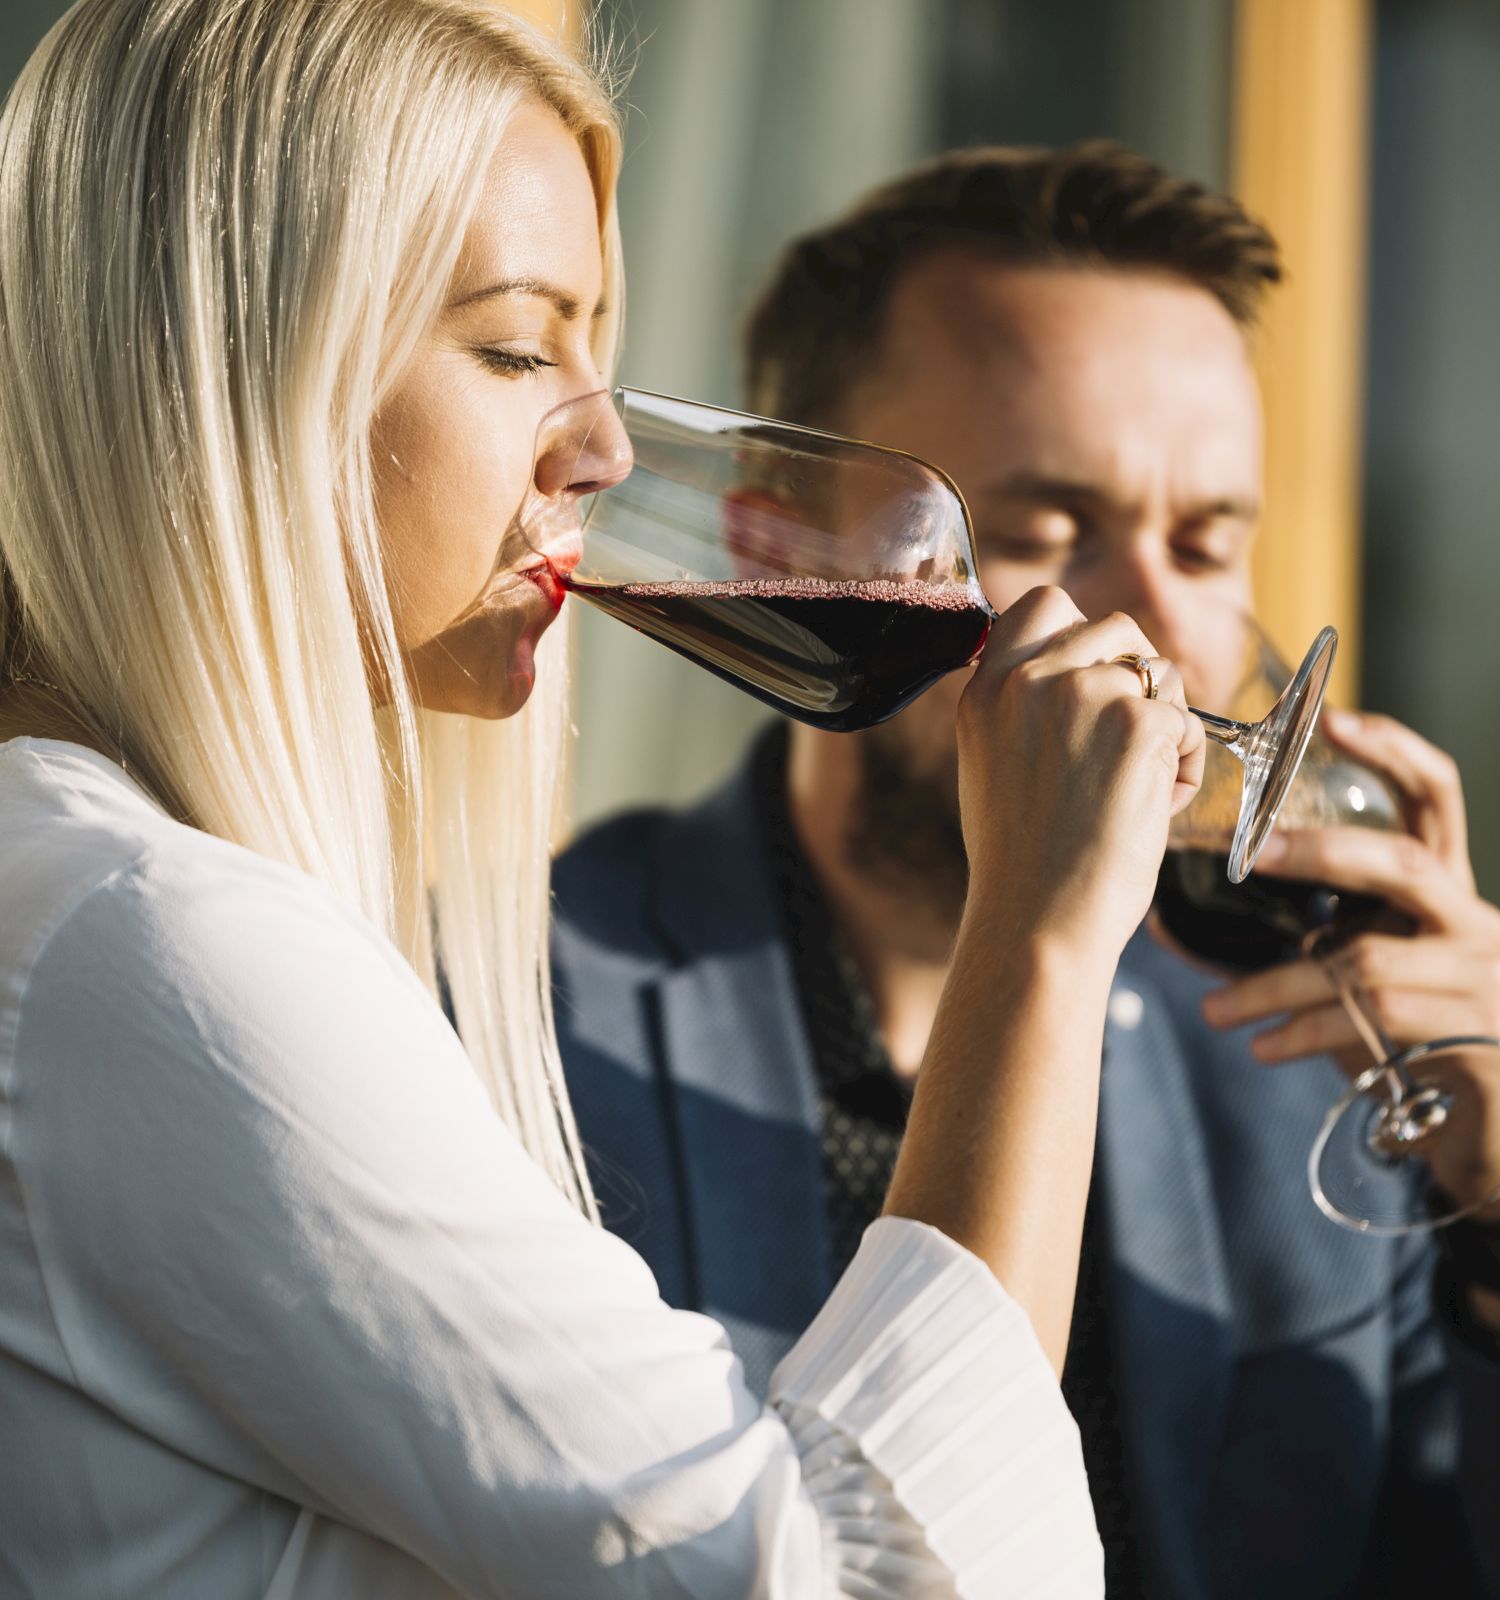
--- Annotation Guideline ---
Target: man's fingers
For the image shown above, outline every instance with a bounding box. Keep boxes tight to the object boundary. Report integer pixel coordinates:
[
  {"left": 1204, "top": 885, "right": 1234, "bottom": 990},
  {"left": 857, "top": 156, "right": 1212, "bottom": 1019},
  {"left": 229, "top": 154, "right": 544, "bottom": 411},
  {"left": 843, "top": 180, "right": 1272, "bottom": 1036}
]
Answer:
[
  {"left": 1249, "top": 990, "right": 1499, "bottom": 1063},
  {"left": 1253, "top": 826, "right": 1490, "bottom": 933},
  {"left": 1326, "top": 935, "right": 1500, "bottom": 1013},
  {"left": 1206, "top": 936, "right": 1500, "bottom": 1029},
  {"left": 1245, "top": 1001, "right": 1363, "bottom": 1064},
  {"left": 1203, "top": 956, "right": 1335, "bottom": 1027},
  {"left": 1322, "top": 708, "right": 1472, "bottom": 879}
]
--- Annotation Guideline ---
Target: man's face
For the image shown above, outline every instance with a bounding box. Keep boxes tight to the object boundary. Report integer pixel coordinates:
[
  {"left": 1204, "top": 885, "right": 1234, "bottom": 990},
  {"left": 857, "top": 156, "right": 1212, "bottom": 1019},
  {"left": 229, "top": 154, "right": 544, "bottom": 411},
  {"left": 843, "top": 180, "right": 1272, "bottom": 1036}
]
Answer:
[{"left": 835, "top": 253, "right": 1262, "bottom": 874}]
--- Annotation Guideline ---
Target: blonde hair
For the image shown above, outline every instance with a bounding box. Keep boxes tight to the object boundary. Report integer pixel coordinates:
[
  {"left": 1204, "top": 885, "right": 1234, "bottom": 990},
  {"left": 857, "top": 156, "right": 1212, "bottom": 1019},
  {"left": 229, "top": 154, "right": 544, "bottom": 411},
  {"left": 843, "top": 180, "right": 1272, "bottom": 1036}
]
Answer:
[{"left": 0, "top": 0, "right": 623, "bottom": 1217}]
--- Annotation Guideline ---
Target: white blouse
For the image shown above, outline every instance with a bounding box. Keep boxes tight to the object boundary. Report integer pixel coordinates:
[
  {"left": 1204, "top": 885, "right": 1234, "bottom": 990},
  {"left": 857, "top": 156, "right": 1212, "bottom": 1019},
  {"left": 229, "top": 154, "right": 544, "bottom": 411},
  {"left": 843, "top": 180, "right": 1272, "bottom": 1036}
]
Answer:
[{"left": 0, "top": 737, "right": 1103, "bottom": 1599}]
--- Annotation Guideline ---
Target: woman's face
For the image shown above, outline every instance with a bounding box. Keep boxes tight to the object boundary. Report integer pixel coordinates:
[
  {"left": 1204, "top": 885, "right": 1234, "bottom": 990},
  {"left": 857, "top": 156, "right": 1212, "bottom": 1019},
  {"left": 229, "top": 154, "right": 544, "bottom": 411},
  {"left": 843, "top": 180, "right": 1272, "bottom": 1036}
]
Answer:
[{"left": 372, "top": 100, "right": 625, "bottom": 718}]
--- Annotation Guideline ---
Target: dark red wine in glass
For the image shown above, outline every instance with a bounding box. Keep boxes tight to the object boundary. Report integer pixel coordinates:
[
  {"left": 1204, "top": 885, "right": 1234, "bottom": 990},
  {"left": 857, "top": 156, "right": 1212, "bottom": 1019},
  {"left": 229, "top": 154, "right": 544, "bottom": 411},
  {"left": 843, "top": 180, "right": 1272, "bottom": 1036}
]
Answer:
[
  {"left": 523, "top": 387, "right": 997, "bottom": 730},
  {"left": 562, "top": 576, "right": 993, "bottom": 732},
  {"left": 1155, "top": 846, "right": 1390, "bottom": 972}
]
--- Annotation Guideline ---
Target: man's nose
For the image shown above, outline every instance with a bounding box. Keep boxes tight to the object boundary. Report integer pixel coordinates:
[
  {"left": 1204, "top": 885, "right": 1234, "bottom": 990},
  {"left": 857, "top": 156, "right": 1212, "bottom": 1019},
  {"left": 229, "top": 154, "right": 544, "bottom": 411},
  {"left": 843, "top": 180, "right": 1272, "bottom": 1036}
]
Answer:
[
  {"left": 534, "top": 390, "right": 634, "bottom": 498},
  {"left": 1071, "top": 545, "right": 1180, "bottom": 650}
]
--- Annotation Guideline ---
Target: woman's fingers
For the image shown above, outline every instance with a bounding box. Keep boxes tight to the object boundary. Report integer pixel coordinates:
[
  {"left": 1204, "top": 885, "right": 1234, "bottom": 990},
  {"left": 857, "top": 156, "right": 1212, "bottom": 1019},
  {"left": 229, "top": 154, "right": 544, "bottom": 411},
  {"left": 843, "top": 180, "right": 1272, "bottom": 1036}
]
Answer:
[
  {"left": 982, "top": 598, "right": 1199, "bottom": 800},
  {"left": 958, "top": 588, "right": 1200, "bottom": 958},
  {"left": 1065, "top": 659, "right": 1203, "bottom": 814},
  {"left": 974, "top": 585, "right": 1087, "bottom": 675},
  {"left": 977, "top": 589, "right": 1160, "bottom": 683},
  {"left": 1148, "top": 659, "right": 1206, "bottom": 813}
]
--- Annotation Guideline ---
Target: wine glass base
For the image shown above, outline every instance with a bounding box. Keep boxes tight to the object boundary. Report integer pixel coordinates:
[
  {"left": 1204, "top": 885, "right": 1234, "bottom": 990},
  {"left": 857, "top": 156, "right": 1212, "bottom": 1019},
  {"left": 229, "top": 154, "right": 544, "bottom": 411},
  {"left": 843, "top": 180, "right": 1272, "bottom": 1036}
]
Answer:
[
  {"left": 1311, "top": 1093, "right": 1448, "bottom": 1237},
  {"left": 1310, "top": 1040, "right": 1500, "bottom": 1235},
  {"left": 1366, "top": 1088, "right": 1449, "bottom": 1158},
  {"left": 1227, "top": 626, "right": 1338, "bottom": 884}
]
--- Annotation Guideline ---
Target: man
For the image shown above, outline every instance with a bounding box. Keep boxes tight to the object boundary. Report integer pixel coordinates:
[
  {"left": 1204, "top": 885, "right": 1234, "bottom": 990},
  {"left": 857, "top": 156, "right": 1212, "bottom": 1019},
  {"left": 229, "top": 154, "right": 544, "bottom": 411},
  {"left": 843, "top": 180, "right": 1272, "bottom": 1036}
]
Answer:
[{"left": 552, "top": 144, "right": 1500, "bottom": 1597}]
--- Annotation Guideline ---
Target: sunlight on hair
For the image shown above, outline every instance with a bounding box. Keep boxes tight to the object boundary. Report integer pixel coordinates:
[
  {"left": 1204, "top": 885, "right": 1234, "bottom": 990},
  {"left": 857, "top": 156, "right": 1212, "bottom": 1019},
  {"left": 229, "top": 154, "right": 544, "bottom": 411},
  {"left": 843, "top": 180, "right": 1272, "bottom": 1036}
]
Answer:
[{"left": 0, "top": 0, "right": 622, "bottom": 1219}]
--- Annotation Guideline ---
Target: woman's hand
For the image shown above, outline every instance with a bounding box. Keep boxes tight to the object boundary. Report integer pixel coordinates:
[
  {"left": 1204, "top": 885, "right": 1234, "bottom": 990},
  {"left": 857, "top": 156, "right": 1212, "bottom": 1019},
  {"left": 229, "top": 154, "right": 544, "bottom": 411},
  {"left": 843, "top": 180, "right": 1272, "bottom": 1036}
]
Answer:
[
  {"left": 957, "top": 587, "right": 1205, "bottom": 962},
  {"left": 890, "top": 588, "right": 1201, "bottom": 1366}
]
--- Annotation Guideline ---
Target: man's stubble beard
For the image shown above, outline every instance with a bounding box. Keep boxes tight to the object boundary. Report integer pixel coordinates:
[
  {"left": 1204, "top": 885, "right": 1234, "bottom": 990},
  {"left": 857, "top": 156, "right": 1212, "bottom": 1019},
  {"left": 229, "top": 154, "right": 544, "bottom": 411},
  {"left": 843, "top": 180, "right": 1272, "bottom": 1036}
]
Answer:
[{"left": 845, "top": 725, "right": 969, "bottom": 925}]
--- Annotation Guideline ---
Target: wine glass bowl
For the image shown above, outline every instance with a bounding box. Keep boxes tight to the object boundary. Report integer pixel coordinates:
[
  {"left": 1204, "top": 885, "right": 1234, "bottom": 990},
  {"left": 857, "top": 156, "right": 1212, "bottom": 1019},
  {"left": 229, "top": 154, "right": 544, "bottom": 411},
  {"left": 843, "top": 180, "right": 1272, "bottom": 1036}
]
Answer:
[{"left": 522, "top": 387, "right": 993, "bottom": 731}]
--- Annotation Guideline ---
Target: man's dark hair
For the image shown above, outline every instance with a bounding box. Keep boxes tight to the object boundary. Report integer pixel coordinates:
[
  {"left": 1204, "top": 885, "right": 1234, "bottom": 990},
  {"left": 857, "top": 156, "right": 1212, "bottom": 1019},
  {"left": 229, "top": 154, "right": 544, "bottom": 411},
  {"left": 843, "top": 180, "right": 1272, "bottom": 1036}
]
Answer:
[{"left": 744, "top": 141, "right": 1283, "bottom": 431}]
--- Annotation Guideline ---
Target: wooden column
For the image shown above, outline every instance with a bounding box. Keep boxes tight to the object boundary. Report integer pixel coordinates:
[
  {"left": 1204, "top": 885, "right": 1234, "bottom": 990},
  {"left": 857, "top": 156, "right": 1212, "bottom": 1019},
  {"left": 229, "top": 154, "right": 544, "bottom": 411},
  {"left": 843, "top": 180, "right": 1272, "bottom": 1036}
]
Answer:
[
  {"left": 1231, "top": 0, "right": 1372, "bottom": 703},
  {"left": 490, "top": 0, "right": 575, "bottom": 40}
]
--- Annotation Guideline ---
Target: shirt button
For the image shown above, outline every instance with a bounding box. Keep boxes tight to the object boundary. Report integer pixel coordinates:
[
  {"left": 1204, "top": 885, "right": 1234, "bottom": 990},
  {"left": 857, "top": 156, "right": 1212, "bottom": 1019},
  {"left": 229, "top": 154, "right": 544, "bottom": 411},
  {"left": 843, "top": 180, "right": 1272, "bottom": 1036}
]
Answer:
[{"left": 1108, "top": 988, "right": 1144, "bottom": 1030}]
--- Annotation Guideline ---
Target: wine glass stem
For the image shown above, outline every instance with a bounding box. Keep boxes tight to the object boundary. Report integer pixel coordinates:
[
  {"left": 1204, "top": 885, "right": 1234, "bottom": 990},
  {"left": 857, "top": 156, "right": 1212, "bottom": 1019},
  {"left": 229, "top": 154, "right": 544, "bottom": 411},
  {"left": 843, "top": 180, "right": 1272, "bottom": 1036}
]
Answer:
[
  {"left": 1308, "top": 938, "right": 1420, "bottom": 1104},
  {"left": 1194, "top": 709, "right": 1252, "bottom": 760}
]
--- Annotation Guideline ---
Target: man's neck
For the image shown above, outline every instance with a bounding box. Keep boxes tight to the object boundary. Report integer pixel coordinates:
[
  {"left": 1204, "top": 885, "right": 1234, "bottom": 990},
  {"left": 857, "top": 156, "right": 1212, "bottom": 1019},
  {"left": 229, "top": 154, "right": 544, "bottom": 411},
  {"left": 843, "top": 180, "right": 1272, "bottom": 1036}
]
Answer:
[{"left": 785, "top": 727, "right": 961, "bottom": 1080}]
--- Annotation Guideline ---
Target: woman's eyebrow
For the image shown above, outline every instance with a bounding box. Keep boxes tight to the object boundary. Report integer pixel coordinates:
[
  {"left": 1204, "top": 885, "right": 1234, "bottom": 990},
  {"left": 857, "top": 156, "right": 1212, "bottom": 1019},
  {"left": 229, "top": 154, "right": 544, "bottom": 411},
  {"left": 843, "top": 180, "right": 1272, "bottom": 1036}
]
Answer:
[{"left": 448, "top": 276, "right": 607, "bottom": 320}]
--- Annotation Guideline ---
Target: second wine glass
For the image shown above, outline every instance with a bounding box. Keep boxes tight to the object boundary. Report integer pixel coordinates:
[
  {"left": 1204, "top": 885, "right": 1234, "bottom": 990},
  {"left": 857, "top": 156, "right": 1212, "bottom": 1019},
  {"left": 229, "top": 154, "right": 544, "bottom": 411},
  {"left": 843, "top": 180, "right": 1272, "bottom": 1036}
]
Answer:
[{"left": 1150, "top": 610, "right": 1500, "bottom": 1235}]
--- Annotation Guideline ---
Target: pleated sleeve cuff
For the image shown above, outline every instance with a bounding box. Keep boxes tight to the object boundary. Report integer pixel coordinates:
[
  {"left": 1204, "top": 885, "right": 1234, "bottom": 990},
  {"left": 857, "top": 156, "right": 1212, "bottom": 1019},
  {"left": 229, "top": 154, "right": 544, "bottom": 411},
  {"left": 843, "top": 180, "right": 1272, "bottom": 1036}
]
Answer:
[{"left": 769, "top": 1216, "right": 1104, "bottom": 1598}]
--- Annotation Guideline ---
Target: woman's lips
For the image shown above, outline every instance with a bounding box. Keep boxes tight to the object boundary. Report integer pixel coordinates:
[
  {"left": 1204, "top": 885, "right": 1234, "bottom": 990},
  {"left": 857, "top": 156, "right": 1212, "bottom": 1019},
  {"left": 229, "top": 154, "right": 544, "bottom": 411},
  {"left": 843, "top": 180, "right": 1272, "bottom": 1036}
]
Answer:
[
  {"left": 520, "top": 547, "right": 580, "bottom": 613},
  {"left": 522, "top": 560, "right": 568, "bottom": 612}
]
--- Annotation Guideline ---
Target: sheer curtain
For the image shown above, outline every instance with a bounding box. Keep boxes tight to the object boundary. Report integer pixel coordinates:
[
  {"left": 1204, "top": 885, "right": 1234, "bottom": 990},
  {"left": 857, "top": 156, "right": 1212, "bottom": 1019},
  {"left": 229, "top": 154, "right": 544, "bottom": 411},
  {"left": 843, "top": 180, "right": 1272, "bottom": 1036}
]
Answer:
[{"left": 569, "top": 0, "right": 944, "bottom": 834}]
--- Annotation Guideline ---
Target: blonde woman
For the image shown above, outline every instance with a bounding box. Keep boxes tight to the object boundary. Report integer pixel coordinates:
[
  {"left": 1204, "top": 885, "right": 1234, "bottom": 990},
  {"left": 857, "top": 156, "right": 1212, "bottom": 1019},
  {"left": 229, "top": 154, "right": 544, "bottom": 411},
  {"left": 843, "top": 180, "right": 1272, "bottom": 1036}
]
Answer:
[{"left": 0, "top": 1, "right": 1203, "bottom": 1594}]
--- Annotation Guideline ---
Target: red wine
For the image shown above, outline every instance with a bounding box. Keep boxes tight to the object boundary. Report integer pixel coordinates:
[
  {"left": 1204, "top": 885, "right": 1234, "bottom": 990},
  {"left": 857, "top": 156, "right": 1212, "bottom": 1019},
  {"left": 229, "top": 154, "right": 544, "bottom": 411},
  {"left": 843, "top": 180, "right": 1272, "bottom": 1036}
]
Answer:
[
  {"left": 565, "top": 577, "right": 993, "bottom": 731},
  {"left": 1155, "top": 848, "right": 1391, "bottom": 972}
]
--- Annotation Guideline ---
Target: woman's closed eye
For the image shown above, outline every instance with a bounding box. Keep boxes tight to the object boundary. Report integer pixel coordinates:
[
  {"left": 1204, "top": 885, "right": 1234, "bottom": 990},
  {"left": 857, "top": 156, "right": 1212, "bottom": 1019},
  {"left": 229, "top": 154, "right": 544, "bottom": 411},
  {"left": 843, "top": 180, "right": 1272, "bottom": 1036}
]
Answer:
[{"left": 475, "top": 345, "right": 559, "bottom": 377}]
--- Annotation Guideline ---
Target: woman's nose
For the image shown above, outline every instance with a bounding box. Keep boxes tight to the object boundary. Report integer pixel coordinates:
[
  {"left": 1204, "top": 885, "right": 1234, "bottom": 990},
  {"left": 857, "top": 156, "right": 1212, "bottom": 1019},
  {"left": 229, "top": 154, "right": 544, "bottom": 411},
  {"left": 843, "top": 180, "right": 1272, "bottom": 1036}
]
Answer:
[{"left": 534, "top": 390, "right": 634, "bottom": 498}]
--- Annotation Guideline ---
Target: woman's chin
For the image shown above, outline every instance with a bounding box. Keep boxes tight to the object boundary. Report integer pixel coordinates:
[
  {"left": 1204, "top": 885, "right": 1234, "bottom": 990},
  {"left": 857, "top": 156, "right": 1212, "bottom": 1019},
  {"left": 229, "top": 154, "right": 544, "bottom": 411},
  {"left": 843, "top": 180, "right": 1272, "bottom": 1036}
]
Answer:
[
  {"left": 457, "top": 633, "right": 543, "bottom": 720},
  {"left": 407, "top": 599, "right": 552, "bottom": 720},
  {"left": 498, "top": 637, "right": 539, "bottom": 717}
]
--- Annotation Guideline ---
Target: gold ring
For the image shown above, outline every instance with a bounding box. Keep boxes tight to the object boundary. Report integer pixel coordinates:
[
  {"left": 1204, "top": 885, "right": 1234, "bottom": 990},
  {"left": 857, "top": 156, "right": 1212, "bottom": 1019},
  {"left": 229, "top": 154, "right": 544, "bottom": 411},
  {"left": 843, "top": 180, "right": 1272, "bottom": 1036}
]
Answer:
[{"left": 1112, "top": 652, "right": 1160, "bottom": 700}]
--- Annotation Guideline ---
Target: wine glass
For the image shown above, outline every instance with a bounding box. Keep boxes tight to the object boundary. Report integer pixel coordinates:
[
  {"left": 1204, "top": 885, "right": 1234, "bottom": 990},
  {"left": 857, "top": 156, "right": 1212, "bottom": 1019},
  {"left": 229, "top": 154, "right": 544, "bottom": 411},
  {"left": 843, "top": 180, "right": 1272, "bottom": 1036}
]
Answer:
[
  {"left": 520, "top": 385, "right": 1336, "bottom": 881},
  {"left": 1155, "top": 612, "right": 1405, "bottom": 971},
  {"left": 523, "top": 385, "right": 993, "bottom": 731},
  {"left": 1152, "top": 612, "right": 1500, "bottom": 1235}
]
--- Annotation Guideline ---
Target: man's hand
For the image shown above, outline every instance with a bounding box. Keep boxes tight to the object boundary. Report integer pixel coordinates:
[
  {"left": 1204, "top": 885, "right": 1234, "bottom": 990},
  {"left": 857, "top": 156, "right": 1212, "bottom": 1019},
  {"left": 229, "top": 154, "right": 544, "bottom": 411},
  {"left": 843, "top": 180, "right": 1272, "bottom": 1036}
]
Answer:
[{"left": 1201, "top": 709, "right": 1500, "bottom": 1224}]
